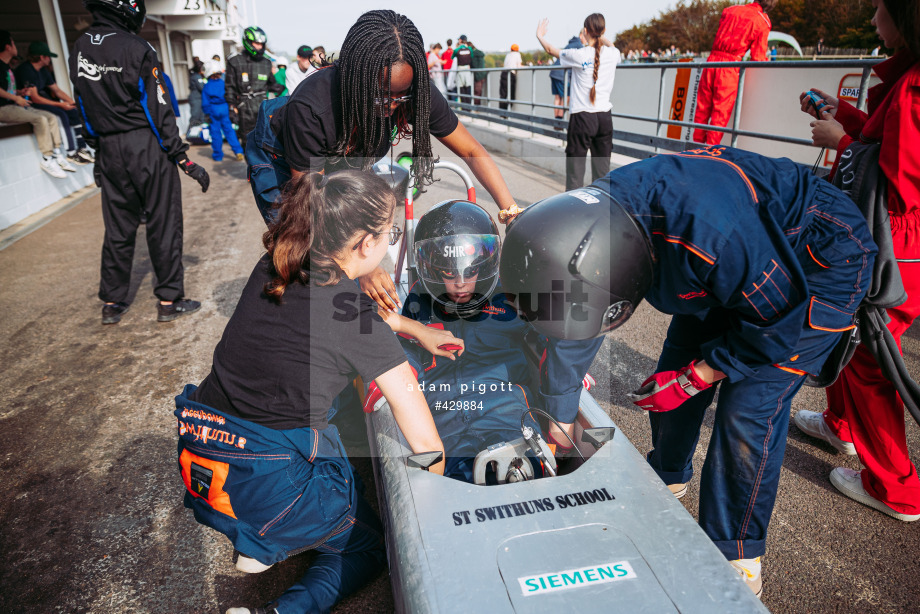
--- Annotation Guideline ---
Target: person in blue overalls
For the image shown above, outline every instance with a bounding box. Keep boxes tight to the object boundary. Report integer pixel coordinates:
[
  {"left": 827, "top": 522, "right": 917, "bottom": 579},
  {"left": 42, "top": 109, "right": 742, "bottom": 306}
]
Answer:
[
  {"left": 200, "top": 63, "right": 244, "bottom": 162},
  {"left": 175, "top": 170, "right": 456, "bottom": 614},
  {"left": 499, "top": 145, "right": 878, "bottom": 599},
  {"left": 369, "top": 200, "right": 603, "bottom": 482}
]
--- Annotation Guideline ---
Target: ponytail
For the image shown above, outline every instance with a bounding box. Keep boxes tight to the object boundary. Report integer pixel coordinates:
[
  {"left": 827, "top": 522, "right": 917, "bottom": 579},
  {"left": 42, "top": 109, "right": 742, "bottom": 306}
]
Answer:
[
  {"left": 590, "top": 40, "right": 601, "bottom": 104},
  {"left": 262, "top": 170, "right": 396, "bottom": 301},
  {"left": 584, "top": 12, "right": 606, "bottom": 104}
]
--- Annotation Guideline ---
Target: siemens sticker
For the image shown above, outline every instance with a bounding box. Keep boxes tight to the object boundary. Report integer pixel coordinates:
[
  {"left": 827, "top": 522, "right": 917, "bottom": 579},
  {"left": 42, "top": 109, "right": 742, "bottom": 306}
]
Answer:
[{"left": 518, "top": 561, "right": 637, "bottom": 596}]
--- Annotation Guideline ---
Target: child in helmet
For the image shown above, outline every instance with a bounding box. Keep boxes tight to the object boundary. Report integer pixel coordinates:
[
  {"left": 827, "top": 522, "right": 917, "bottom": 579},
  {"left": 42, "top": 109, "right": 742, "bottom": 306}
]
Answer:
[
  {"left": 200, "top": 62, "right": 244, "bottom": 162},
  {"left": 400, "top": 199, "right": 603, "bottom": 482}
]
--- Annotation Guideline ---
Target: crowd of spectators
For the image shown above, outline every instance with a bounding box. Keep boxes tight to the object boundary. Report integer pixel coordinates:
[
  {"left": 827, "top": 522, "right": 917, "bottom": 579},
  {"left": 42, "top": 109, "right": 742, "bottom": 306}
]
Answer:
[{"left": 0, "top": 30, "right": 92, "bottom": 179}]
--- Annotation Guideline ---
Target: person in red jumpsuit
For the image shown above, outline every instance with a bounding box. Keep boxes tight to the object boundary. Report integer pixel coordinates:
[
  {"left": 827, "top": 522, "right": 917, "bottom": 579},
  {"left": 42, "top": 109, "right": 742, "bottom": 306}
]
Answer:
[
  {"left": 692, "top": 0, "right": 775, "bottom": 145},
  {"left": 794, "top": 0, "right": 920, "bottom": 522}
]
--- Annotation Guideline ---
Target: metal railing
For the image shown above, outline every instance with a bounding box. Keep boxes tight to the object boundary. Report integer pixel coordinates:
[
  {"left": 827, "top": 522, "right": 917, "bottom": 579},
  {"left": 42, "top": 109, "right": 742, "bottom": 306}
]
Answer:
[{"left": 444, "top": 58, "right": 883, "bottom": 160}]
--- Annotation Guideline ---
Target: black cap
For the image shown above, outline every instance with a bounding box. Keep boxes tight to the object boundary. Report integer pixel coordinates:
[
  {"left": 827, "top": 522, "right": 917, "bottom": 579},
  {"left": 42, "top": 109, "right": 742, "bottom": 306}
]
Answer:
[
  {"left": 29, "top": 41, "right": 58, "bottom": 57},
  {"left": 458, "top": 35, "right": 468, "bottom": 42},
  {"left": 297, "top": 45, "right": 313, "bottom": 58}
]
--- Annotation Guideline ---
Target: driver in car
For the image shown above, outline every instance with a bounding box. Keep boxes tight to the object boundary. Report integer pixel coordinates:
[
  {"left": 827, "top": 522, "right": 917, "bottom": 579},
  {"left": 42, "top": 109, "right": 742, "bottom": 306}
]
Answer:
[{"left": 368, "top": 200, "right": 603, "bottom": 482}]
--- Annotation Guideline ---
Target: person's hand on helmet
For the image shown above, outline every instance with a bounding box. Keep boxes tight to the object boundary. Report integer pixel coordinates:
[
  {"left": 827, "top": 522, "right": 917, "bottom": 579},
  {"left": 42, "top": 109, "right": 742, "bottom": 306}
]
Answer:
[
  {"left": 498, "top": 203, "right": 525, "bottom": 225},
  {"left": 627, "top": 361, "right": 712, "bottom": 412},
  {"left": 175, "top": 154, "right": 210, "bottom": 192},
  {"left": 360, "top": 265, "right": 401, "bottom": 311}
]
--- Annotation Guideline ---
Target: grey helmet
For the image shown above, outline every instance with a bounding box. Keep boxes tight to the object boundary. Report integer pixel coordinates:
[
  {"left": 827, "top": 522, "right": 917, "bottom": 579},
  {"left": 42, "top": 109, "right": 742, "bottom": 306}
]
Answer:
[{"left": 499, "top": 186, "right": 654, "bottom": 340}]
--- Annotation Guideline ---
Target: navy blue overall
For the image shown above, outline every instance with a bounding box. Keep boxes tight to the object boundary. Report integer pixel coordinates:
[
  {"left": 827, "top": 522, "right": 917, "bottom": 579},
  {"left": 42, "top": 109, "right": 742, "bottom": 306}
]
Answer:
[
  {"left": 593, "top": 146, "right": 877, "bottom": 561},
  {"left": 244, "top": 95, "right": 292, "bottom": 225},
  {"left": 175, "top": 385, "right": 385, "bottom": 613}
]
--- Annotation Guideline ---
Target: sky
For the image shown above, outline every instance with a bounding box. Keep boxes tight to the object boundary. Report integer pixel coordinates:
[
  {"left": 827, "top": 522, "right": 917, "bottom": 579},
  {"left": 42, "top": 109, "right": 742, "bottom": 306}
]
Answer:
[{"left": 245, "top": 0, "right": 682, "bottom": 59}]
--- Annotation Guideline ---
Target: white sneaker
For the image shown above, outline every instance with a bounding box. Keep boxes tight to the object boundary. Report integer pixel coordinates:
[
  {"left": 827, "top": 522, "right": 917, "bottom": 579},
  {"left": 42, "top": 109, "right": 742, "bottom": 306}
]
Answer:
[
  {"left": 40, "top": 157, "right": 67, "bottom": 179},
  {"left": 56, "top": 155, "right": 77, "bottom": 172},
  {"left": 76, "top": 147, "right": 96, "bottom": 163},
  {"left": 668, "top": 482, "right": 688, "bottom": 499},
  {"left": 235, "top": 553, "right": 273, "bottom": 573},
  {"left": 830, "top": 467, "right": 920, "bottom": 521},
  {"left": 729, "top": 556, "right": 762, "bottom": 598},
  {"left": 793, "top": 410, "right": 857, "bottom": 455}
]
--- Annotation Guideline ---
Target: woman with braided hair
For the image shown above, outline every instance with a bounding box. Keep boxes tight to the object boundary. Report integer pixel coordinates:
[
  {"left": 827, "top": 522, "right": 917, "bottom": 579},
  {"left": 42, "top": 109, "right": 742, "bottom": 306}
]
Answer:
[
  {"left": 536, "top": 14, "right": 621, "bottom": 190},
  {"left": 260, "top": 9, "right": 517, "bottom": 311}
]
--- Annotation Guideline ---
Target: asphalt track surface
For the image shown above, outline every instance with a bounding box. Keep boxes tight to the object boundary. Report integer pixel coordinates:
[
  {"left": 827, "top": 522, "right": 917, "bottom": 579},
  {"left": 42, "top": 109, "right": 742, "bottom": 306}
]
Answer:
[{"left": 1, "top": 139, "right": 919, "bottom": 614}]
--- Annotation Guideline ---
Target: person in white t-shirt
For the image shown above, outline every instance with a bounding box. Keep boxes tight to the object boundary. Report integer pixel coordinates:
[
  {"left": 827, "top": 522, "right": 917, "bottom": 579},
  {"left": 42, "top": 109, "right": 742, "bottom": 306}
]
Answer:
[
  {"left": 285, "top": 45, "right": 318, "bottom": 95},
  {"left": 537, "top": 14, "right": 620, "bottom": 190},
  {"left": 499, "top": 44, "right": 523, "bottom": 110},
  {"left": 428, "top": 43, "right": 447, "bottom": 95}
]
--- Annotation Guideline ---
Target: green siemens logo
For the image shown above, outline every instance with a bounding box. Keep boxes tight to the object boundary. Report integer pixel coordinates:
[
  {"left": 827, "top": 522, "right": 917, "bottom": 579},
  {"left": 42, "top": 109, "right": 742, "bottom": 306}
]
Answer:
[{"left": 518, "top": 561, "right": 636, "bottom": 596}]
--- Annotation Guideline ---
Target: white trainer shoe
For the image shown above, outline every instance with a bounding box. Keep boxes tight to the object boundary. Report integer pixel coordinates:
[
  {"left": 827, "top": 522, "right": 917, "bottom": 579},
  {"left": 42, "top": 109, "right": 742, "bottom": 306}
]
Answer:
[
  {"left": 830, "top": 467, "right": 920, "bottom": 521},
  {"left": 668, "top": 482, "right": 688, "bottom": 499},
  {"left": 55, "top": 155, "right": 77, "bottom": 172},
  {"left": 40, "top": 157, "right": 67, "bottom": 178},
  {"left": 235, "top": 553, "right": 273, "bottom": 573},
  {"left": 729, "top": 556, "right": 763, "bottom": 598},
  {"left": 76, "top": 147, "right": 96, "bottom": 163},
  {"left": 793, "top": 410, "right": 857, "bottom": 455}
]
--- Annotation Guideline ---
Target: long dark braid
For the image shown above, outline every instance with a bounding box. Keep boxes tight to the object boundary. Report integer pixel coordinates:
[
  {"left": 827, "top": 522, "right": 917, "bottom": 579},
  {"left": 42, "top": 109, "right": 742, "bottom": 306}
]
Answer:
[
  {"left": 334, "top": 10, "right": 436, "bottom": 190},
  {"left": 585, "top": 13, "right": 605, "bottom": 104}
]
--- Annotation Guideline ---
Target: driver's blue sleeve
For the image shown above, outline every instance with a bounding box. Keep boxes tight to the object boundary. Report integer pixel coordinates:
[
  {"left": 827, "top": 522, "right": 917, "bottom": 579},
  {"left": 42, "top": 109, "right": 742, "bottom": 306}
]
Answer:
[{"left": 539, "top": 337, "right": 604, "bottom": 423}]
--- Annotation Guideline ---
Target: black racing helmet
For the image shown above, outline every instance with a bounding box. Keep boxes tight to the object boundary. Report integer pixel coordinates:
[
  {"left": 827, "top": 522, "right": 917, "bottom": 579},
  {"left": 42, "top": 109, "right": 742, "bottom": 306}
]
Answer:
[
  {"left": 84, "top": 0, "right": 146, "bottom": 32},
  {"left": 499, "top": 186, "right": 655, "bottom": 340},
  {"left": 415, "top": 200, "right": 501, "bottom": 317},
  {"left": 243, "top": 26, "right": 268, "bottom": 58}
]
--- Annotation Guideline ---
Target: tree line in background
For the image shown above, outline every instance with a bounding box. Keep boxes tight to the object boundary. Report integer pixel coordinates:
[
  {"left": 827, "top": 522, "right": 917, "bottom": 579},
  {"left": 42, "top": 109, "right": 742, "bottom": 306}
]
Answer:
[{"left": 614, "top": 0, "right": 880, "bottom": 54}]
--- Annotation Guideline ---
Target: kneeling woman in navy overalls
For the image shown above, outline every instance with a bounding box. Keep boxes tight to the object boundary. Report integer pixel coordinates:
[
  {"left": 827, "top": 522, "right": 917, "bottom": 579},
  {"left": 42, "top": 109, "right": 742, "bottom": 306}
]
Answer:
[{"left": 175, "top": 170, "right": 453, "bottom": 614}]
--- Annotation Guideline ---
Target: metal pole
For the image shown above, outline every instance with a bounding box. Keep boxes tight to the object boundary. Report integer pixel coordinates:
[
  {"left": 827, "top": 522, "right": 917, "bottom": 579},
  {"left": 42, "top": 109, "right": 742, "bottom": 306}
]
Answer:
[
  {"left": 730, "top": 66, "right": 746, "bottom": 148},
  {"left": 856, "top": 66, "right": 871, "bottom": 112},
  {"left": 655, "top": 66, "right": 667, "bottom": 153},
  {"left": 531, "top": 70, "right": 536, "bottom": 130},
  {"left": 563, "top": 70, "right": 569, "bottom": 127},
  {"left": 38, "top": 0, "right": 73, "bottom": 98}
]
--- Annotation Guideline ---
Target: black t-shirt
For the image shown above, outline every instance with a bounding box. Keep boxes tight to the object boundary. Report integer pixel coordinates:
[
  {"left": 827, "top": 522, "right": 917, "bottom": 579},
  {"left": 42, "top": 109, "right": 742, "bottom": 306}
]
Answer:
[
  {"left": 192, "top": 256, "right": 406, "bottom": 430},
  {"left": 453, "top": 46, "right": 473, "bottom": 67},
  {"left": 0, "top": 60, "right": 15, "bottom": 107},
  {"left": 14, "top": 63, "right": 55, "bottom": 98},
  {"left": 271, "top": 65, "right": 459, "bottom": 173}
]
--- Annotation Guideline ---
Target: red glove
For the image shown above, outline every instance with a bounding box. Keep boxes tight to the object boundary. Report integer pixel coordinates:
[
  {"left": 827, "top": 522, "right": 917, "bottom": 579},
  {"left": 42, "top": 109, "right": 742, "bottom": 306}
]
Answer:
[{"left": 627, "top": 361, "right": 711, "bottom": 412}]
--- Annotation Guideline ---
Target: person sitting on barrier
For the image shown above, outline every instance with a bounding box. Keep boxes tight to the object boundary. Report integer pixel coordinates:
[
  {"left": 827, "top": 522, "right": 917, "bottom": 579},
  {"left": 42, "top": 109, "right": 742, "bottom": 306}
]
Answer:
[
  {"left": 372, "top": 200, "right": 603, "bottom": 483},
  {"left": 247, "top": 10, "right": 519, "bottom": 314},
  {"left": 174, "top": 170, "right": 451, "bottom": 614},
  {"left": 499, "top": 145, "right": 878, "bottom": 598},
  {"left": 794, "top": 0, "right": 920, "bottom": 522}
]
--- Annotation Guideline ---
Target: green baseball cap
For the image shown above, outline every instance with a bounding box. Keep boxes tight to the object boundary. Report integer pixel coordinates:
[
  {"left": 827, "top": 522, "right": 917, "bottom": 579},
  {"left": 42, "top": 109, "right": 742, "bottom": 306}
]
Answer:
[{"left": 29, "top": 41, "right": 58, "bottom": 58}]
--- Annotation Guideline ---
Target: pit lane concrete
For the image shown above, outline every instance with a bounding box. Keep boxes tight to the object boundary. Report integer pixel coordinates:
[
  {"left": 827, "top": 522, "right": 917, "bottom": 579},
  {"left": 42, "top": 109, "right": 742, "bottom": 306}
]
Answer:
[{"left": 1, "top": 140, "right": 918, "bottom": 614}]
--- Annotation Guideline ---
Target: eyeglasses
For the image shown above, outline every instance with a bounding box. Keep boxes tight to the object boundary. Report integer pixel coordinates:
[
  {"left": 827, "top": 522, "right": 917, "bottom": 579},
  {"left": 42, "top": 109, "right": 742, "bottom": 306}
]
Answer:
[
  {"left": 374, "top": 93, "right": 412, "bottom": 107},
  {"left": 386, "top": 224, "right": 403, "bottom": 246},
  {"left": 352, "top": 224, "right": 403, "bottom": 250}
]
